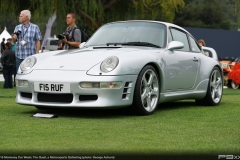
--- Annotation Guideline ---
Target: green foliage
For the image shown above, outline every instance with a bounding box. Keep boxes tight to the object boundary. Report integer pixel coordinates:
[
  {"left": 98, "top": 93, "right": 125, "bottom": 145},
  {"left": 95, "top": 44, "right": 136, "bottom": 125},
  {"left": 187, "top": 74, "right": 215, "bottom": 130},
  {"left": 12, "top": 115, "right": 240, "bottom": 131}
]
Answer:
[
  {"left": 132, "top": 0, "right": 185, "bottom": 22},
  {"left": 96, "top": 0, "right": 137, "bottom": 29},
  {"left": 235, "top": 0, "right": 240, "bottom": 28},
  {"left": 0, "top": 0, "right": 239, "bottom": 40},
  {"left": 174, "top": 0, "right": 238, "bottom": 30},
  {"left": 0, "top": 0, "right": 19, "bottom": 32},
  {"left": 0, "top": 0, "right": 185, "bottom": 36}
]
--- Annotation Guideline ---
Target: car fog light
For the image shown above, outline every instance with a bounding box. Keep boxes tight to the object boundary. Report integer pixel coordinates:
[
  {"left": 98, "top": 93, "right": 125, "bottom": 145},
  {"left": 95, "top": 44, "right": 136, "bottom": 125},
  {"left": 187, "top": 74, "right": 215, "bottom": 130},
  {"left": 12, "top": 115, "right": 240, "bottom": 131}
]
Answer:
[
  {"left": 100, "top": 82, "right": 122, "bottom": 88},
  {"left": 80, "top": 82, "right": 100, "bottom": 88},
  {"left": 80, "top": 82, "right": 122, "bottom": 89},
  {"left": 16, "top": 80, "right": 29, "bottom": 86}
]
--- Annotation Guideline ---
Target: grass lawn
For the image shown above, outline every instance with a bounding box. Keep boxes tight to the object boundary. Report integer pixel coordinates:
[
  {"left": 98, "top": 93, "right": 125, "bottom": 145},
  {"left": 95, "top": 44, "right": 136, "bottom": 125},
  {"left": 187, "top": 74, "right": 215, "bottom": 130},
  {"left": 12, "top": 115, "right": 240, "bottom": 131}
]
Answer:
[{"left": 0, "top": 82, "right": 239, "bottom": 158}]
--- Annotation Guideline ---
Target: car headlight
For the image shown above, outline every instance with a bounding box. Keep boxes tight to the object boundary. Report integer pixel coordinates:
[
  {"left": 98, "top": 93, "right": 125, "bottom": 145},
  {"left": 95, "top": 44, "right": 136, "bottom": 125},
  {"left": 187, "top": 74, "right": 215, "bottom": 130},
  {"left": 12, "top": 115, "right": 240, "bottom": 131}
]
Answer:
[
  {"left": 20, "top": 56, "right": 37, "bottom": 71},
  {"left": 100, "top": 56, "right": 119, "bottom": 73}
]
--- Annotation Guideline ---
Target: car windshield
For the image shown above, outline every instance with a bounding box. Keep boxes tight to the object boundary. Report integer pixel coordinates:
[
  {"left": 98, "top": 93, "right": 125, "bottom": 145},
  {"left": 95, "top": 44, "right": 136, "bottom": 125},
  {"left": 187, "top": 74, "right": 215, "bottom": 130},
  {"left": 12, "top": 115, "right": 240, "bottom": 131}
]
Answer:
[{"left": 85, "top": 21, "right": 166, "bottom": 48}]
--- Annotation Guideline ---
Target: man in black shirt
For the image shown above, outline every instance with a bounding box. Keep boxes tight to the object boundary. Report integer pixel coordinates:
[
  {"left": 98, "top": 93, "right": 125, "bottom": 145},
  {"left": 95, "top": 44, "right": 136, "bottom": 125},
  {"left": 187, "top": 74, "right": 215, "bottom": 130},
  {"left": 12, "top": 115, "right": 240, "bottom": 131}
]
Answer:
[
  {"left": 1, "top": 38, "right": 6, "bottom": 53},
  {"left": 1, "top": 42, "right": 15, "bottom": 88}
]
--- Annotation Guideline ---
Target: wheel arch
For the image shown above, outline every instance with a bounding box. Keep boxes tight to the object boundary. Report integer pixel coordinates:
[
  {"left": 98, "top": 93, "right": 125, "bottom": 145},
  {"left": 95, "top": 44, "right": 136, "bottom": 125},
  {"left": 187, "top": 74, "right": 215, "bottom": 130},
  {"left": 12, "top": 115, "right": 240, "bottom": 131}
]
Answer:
[{"left": 214, "top": 65, "right": 224, "bottom": 84}]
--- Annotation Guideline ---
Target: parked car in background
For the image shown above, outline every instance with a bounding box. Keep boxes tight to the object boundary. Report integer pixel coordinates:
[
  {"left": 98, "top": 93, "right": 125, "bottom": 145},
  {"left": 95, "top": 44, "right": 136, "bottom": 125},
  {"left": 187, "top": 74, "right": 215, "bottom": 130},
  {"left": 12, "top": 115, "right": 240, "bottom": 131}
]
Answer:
[
  {"left": 220, "top": 57, "right": 237, "bottom": 72},
  {"left": 226, "top": 56, "right": 240, "bottom": 89},
  {"left": 45, "top": 37, "right": 59, "bottom": 51},
  {"left": 15, "top": 20, "right": 223, "bottom": 116},
  {"left": 219, "top": 57, "right": 239, "bottom": 86}
]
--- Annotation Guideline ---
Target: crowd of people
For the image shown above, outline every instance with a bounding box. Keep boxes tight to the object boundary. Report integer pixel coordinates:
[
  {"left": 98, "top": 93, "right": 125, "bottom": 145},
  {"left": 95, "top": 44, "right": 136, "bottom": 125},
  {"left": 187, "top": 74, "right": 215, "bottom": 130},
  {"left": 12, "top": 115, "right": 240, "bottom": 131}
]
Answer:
[{"left": 0, "top": 10, "right": 83, "bottom": 89}]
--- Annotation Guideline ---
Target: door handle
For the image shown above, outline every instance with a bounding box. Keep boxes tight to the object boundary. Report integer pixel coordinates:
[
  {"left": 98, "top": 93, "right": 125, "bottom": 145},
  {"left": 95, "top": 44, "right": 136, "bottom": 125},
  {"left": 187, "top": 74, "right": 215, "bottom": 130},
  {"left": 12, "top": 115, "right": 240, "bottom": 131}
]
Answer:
[{"left": 193, "top": 57, "right": 198, "bottom": 62}]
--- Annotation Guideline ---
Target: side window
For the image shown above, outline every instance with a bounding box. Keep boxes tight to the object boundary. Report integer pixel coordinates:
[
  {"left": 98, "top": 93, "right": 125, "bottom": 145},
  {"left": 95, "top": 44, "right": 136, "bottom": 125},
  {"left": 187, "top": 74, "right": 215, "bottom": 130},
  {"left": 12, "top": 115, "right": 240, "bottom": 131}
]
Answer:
[
  {"left": 50, "top": 40, "right": 59, "bottom": 45},
  {"left": 203, "top": 49, "right": 212, "bottom": 57},
  {"left": 189, "top": 36, "right": 201, "bottom": 52},
  {"left": 170, "top": 28, "right": 190, "bottom": 51}
]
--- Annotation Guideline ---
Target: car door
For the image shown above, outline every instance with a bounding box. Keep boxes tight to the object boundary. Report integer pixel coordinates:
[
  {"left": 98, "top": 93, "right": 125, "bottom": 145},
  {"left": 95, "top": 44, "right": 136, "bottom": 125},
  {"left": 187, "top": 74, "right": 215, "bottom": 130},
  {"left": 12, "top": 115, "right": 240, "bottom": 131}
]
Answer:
[{"left": 164, "top": 28, "right": 200, "bottom": 91}]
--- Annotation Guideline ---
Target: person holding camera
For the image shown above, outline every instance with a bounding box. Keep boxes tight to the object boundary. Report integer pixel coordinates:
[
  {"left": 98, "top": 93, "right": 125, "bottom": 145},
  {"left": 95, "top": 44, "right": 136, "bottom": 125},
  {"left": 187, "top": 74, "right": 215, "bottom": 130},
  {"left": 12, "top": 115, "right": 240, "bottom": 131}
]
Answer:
[
  {"left": 12, "top": 10, "right": 42, "bottom": 71},
  {"left": 60, "top": 12, "right": 81, "bottom": 50}
]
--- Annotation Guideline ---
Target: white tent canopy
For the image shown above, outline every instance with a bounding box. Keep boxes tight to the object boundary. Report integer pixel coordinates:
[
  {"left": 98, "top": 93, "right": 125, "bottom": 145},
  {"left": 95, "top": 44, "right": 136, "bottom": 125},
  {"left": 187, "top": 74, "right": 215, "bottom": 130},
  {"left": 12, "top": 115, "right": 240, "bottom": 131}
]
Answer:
[{"left": 0, "top": 27, "right": 12, "bottom": 41}]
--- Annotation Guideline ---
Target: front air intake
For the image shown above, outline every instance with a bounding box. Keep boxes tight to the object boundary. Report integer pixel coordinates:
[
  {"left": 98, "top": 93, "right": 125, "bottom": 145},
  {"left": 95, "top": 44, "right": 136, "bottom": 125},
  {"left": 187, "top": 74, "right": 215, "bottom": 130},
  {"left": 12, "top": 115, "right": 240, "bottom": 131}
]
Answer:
[
  {"left": 21, "top": 92, "right": 32, "bottom": 99},
  {"left": 79, "top": 95, "right": 98, "bottom": 101},
  {"left": 37, "top": 93, "right": 73, "bottom": 103},
  {"left": 122, "top": 82, "right": 133, "bottom": 99}
]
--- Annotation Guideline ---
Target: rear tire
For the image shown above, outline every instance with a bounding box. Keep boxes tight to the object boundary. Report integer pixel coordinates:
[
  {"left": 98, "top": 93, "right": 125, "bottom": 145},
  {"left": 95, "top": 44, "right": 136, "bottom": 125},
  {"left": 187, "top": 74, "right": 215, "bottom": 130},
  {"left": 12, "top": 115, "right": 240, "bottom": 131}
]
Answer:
[
  {"left": 228, "top": 80, "right": 239, "bottom": 89},
  {"left": 131, "top": 65, "right": 159, "bottom": 115},
  {"left": 195, "top": 67, "right": 223, "bottom": 106}
]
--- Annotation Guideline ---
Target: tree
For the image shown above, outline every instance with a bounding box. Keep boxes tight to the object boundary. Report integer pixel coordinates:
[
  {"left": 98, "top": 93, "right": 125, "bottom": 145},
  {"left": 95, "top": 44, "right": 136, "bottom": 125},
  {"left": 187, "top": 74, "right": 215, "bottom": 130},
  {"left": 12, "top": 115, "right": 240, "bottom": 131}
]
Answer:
[
  {"left": 0, "top": 0, "right": 185, "bottom": 34},
  {"left": 174, "top": 0, "right": 238, "bottom": 30},
  {"left": 131, "top": 0, "right": 185, "bottom": 22},
  {"left": 235, "top": 0, "right": 240, "bottom": 29}
]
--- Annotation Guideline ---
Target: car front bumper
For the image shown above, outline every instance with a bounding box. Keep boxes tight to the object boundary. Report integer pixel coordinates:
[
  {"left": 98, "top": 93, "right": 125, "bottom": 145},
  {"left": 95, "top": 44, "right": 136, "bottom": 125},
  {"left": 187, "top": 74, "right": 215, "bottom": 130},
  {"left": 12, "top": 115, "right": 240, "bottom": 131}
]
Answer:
[{"left": 16, "top": 70, "right": 138, "bottom": 108}]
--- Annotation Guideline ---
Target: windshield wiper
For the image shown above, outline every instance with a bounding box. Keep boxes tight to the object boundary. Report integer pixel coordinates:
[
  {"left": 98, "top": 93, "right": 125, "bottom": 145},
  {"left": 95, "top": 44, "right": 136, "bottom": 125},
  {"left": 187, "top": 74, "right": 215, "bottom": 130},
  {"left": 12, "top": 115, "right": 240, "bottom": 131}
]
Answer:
[{"left": 106, "top": 42, "right": 161, "bottom": 48}]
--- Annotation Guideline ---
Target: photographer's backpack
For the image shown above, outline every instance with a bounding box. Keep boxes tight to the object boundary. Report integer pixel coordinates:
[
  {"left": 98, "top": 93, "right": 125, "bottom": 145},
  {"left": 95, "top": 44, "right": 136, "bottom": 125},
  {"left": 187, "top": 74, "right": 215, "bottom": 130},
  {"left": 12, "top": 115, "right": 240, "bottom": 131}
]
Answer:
[{"left": 72, "top": 27, "right": 89, "bottom": 42}]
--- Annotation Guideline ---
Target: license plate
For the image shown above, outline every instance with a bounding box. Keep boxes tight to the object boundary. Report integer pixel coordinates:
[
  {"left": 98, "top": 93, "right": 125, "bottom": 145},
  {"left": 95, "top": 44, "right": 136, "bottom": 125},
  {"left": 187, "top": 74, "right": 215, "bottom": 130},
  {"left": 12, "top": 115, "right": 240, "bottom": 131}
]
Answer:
[{"left": 34, "top": 82, "right": 70, "bottom": 93}]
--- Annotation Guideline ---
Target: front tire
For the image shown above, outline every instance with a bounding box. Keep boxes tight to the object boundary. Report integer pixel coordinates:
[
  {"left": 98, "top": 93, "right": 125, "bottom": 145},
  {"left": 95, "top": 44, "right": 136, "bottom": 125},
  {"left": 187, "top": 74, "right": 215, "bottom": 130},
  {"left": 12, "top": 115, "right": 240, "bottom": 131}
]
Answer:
[
  {"left": 195, "top": 67, "right": 223, "bottom": 106},
  {"left": 132, "top": 65, "right": 159, "bottom": 115}
]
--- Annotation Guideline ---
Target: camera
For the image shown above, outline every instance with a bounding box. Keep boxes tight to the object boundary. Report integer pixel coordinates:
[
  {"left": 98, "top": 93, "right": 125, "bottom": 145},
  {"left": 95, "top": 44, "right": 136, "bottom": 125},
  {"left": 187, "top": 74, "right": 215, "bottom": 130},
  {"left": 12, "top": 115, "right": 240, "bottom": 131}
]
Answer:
[
  {"left": 13, "top": 30, "right": 21, "bottom": 37},
  {"left": 58, "top": 32, "right": 69, "bottom": 40}
]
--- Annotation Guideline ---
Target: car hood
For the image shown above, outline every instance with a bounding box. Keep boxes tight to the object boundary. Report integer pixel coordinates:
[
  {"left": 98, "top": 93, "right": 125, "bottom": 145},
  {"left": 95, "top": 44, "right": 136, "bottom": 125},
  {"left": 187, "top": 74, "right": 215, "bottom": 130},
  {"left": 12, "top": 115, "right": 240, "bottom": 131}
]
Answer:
[{"left": 34, "top": 47, "right": 142, "bottom": 70}]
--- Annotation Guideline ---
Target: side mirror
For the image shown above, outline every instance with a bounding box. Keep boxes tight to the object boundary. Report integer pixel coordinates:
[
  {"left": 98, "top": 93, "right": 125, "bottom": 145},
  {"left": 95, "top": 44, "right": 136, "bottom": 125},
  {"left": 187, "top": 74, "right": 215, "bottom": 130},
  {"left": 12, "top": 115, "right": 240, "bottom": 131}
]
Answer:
[
  {"left": 167, "top": 41, "right": 184, "bottom": 51},
  {"left": 80, "top": 42, "right": 86, "bottom": 48}
]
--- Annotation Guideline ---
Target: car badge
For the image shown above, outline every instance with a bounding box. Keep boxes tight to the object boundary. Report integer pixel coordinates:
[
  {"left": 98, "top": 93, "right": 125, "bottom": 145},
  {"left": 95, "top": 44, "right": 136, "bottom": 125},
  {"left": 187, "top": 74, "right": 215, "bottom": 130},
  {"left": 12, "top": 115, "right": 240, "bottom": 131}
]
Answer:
[{"left": 59, "top": 66, "right": 64, "bottom": 68}]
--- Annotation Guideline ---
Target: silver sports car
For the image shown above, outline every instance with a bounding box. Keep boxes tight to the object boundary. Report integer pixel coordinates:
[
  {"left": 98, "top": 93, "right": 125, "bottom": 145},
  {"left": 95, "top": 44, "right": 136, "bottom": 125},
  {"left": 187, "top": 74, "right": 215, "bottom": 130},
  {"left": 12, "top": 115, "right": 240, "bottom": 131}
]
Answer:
[{"left": 16, "top": 20, "right": 223, "bottom": 115}]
